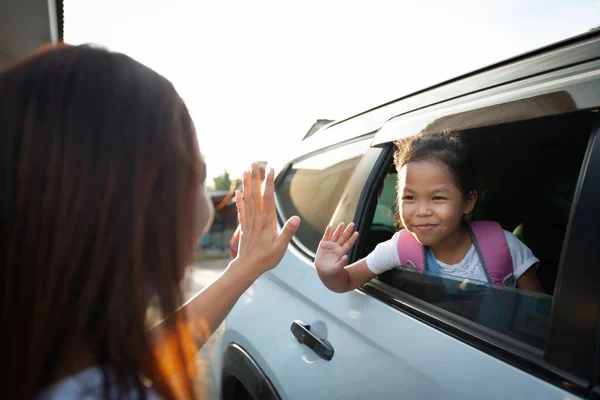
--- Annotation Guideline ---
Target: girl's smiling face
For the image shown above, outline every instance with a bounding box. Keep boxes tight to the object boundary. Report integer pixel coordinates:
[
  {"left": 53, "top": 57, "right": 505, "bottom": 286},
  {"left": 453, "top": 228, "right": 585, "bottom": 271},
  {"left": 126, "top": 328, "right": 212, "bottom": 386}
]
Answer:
[{"left": 398, "top": 159, "right": 477, "bottom": 247}]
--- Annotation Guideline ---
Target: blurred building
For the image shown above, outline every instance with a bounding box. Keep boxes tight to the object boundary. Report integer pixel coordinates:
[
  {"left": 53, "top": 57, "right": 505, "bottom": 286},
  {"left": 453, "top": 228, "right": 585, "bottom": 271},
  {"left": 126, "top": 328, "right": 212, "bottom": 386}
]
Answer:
[{"left": 200, "top": 190, "right": 238, "bottom": 251}]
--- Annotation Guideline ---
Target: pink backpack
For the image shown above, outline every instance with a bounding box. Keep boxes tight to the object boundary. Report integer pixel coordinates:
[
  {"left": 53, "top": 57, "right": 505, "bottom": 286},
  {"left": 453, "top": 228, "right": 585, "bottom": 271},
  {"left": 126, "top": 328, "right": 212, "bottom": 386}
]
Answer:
[{"left": 396, "top": 221, "right": 514, "bottom": 286}]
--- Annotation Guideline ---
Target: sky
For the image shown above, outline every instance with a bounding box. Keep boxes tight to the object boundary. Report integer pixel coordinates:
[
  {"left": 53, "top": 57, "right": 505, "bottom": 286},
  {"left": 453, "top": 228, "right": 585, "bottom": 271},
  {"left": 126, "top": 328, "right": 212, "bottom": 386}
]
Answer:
[{"left": 64, "top": 0, "right": 600, "bottom": 181}]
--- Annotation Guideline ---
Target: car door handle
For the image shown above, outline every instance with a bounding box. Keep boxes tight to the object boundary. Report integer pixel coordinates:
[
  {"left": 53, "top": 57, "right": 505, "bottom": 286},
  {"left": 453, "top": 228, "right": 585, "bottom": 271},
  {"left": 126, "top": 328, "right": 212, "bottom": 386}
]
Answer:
[{"left": 290, "top": 320, "right": 334, "bottom": 361}]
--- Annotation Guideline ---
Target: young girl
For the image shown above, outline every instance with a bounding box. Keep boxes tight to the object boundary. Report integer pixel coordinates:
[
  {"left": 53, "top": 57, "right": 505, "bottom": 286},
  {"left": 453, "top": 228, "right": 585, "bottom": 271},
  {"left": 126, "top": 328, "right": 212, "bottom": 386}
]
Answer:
[{"left": 315, "top": 131, "right": 545, "bottom": 294}]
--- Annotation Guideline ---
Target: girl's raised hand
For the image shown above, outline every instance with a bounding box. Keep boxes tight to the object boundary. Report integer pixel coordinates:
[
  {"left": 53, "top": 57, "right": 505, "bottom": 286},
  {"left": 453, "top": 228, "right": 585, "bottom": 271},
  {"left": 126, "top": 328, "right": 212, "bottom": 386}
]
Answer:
[{"left": 314, "top": 222, "right": 359, "bottom": 277}]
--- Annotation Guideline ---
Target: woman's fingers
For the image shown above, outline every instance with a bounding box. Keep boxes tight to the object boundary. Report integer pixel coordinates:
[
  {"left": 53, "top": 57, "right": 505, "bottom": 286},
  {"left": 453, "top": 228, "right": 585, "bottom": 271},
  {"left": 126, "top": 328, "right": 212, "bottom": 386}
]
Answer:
[
  {"left": 273, "top": 216, "right": 301, "bottom": 257},
  {"left": 262, "top": 167, "right": 276, "bottom": 223},
  {"left": 242, "top": 170, "right": 253, "bottom": 224},
  {"left": 251, "top": 163, "right": 263, "bottom": 212},
  {"left": 234, "top": 163, "right": 303, "bottom": 276},
  {"left": 235, "top": 190, "right": 246, "bottom": 230}
]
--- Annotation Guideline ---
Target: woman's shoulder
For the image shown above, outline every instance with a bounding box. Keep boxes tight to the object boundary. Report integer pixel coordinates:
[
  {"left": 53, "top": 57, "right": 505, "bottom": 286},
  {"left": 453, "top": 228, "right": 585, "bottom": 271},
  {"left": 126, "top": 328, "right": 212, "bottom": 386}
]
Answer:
[{"left": 37, "top": 366, "right": 163, "bottom": 400}]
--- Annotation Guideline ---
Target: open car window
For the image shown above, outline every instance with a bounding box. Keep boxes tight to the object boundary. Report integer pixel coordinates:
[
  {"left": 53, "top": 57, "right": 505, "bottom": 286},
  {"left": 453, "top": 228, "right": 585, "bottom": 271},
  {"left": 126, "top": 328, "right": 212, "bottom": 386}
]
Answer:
[{"left": 359, "top": 110, "right": 597, "bottom": 355}]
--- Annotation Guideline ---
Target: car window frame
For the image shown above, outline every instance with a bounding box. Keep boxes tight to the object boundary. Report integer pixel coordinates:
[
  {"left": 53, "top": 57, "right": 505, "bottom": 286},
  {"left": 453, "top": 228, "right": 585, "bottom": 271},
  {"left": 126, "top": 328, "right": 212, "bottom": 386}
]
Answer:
[
  {"left": 274, "top": 134, "right": 376, "bottom": 260},
  {"left": 544, "top": 117, "right": 600, "bottom": 381}
]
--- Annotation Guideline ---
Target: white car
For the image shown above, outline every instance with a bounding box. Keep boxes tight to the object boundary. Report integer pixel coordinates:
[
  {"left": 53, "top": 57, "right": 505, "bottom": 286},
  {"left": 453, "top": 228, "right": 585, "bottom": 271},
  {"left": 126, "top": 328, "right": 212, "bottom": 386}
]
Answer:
[{"left": 211, "top": 30, "right": 600, "bottom": 400}]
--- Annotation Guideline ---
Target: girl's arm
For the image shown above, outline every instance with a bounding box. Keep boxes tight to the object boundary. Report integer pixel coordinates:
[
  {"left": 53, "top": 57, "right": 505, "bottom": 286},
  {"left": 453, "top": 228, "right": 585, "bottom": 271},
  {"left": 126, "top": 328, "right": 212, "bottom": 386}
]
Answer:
[
  {"left": 516, "top": 266, "right": 546, "bottom": 294},
  {"left": 318, "top": 258, "right": 377, "bottom": 293}
]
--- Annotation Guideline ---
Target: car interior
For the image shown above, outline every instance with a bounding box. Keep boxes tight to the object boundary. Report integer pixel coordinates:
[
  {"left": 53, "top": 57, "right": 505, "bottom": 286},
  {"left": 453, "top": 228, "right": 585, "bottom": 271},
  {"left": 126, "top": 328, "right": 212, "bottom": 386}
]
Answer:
[{"left": 357, "top": 110, "right": 598, "bottom": 296}]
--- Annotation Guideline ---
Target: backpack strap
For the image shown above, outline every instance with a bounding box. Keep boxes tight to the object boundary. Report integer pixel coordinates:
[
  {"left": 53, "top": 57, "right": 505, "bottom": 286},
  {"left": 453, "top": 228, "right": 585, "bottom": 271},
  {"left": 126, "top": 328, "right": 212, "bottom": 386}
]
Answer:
[
  {"left": 469, "top": 221, "right": 514, "bottom": 286},
  {"left": 396, "top": 229, "right": 426, "bottom": 273},
  {"left": 397, "top": 221, "right": 514, "bottom": 286},
  {"left": 424, "top": 247, "right": 442, "bottom": 277}
]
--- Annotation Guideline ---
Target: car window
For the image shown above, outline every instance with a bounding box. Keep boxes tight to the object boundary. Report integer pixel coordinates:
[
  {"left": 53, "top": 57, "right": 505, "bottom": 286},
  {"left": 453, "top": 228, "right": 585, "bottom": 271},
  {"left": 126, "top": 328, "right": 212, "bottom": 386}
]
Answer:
[
  {"left": 277, "top": 139, "right": 370, "bottom": 254},
  {"left": 361, "top": 110, "right": 597, "bottom": 352}
]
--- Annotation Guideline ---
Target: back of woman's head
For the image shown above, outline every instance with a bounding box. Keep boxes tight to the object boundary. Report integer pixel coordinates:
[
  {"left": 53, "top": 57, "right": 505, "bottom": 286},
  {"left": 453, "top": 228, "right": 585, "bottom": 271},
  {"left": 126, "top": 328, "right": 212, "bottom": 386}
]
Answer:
[
  {"left": 393, "top": 131, "right": 477, "bottom": 195},
  {"left": 0, "top": 44, "right": 205, "bottom": 399}
]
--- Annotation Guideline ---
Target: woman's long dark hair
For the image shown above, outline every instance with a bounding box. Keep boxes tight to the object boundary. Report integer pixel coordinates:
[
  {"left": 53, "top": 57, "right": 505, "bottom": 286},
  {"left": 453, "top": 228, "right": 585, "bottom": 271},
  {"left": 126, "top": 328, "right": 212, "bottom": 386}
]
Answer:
[{"left": 0, "top": 44, "right": 205, "bottom": 399}]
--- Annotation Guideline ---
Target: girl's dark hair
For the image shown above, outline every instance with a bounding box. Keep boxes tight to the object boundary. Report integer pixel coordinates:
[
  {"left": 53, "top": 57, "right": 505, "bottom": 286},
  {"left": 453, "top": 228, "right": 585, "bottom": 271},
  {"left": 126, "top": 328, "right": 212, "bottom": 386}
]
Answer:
[
  {"left": 393, "top": 131, "right": 477, "bottom": 194},
  {"left": 0, "top": 44, "right": 205, "bottom": 399}
]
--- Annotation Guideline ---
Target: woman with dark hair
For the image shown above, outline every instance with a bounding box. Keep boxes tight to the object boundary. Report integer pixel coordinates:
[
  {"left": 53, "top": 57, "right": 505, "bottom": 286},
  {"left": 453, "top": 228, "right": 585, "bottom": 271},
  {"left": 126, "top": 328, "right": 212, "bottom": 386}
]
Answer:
[{"left": 0, "top": 44, "right": 300, "bottom": 399}]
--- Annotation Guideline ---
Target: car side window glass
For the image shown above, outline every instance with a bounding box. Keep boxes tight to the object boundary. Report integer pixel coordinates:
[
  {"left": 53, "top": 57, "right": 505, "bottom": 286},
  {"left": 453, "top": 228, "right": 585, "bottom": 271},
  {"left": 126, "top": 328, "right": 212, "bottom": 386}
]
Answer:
[
  {"left": 379, "top": 263, "right": 553, "bottom": 349},
  {"left": 277, "top": 139, "right": 370, "bottom": 254},
  {"left": 372, "top": 173, "right": 397, "bottom": 229}
]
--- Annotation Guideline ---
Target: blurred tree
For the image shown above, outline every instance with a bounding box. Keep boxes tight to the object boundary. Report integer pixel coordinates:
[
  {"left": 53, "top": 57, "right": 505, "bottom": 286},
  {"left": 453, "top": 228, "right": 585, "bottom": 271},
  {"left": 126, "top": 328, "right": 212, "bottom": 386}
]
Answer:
[{"left": 213, "top": 170, "right": 241, "bottom": 191}]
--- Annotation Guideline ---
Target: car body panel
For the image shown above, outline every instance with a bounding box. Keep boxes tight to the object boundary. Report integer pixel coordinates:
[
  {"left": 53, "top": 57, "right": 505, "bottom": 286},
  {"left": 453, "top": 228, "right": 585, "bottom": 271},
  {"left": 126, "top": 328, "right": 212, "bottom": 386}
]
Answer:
[{"left": 259, "top": 259, "right": 581, "bottom": 400}]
